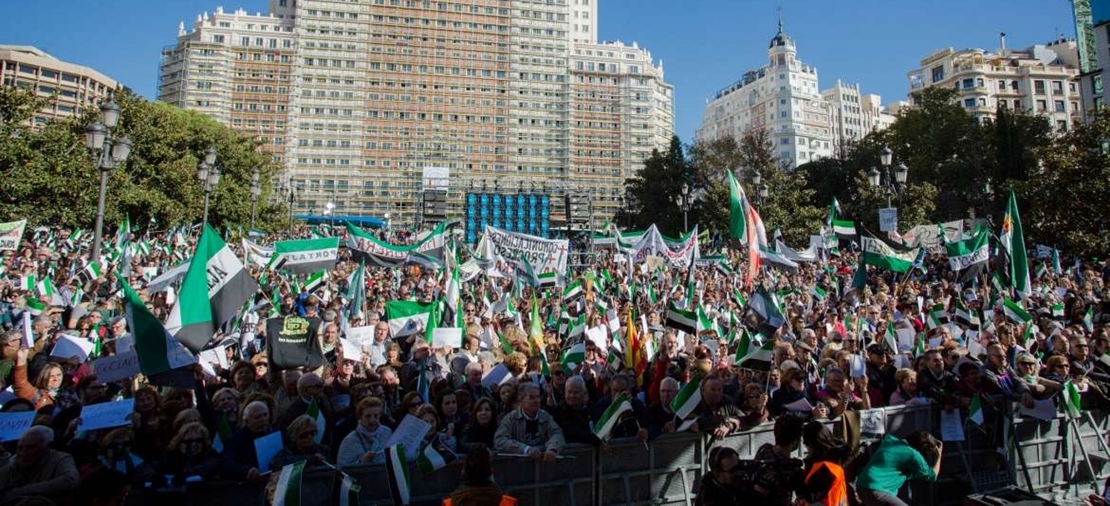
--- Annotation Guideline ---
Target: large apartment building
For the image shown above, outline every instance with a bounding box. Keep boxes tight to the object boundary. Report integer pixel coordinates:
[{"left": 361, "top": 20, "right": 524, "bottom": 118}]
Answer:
[
  {"left": 695, "top": 23, "right": 892, "bottom": 169},
  {"left": 907, "top": 40, "right": 1082, "bottom": 132},
  {"left": 0, "top": 45, "right": 118, "bottom": 127},
  {"left": 158, "top": 0, "right": 673, "bottom": 229},
  {"left": 158, "top": 8, "right": 296, "bottom": 167}
]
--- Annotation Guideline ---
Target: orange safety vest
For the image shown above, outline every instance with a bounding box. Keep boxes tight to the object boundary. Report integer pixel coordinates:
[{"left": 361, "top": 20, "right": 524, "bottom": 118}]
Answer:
[
  {"left": 442, "top": 495, "right": 517, "bottom": 506},
  {"left": 805, "top": 461, "right": 848, "bottom": 506}
]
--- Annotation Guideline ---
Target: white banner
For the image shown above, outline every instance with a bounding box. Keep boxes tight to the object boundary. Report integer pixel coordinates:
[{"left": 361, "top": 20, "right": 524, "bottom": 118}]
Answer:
[
  {"left": 889, "top": 220, "right": 964, "bottom": 249},
  {"left": 484, "top": 226, "right": 569, "bottom": 278},
  {"left": 0, "top": 220, "right": 26, "bottom": 251},
  {"left": 627, "top": 225, "right": 699, "bottom": 268}
]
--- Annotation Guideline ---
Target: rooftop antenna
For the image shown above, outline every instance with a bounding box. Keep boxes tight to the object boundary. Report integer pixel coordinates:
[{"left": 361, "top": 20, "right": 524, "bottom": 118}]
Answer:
[
  {"left": 1000, "top": 31, "right": 1007, "bottom": 54},
  {"left": 777, "top": 6, "right": 783, "bottom": 32}
]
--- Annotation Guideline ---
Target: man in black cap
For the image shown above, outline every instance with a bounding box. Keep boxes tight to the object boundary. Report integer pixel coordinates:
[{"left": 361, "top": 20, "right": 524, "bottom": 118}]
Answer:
[{"left": 866, "top": 343, "right": 897, "bottom": 408}]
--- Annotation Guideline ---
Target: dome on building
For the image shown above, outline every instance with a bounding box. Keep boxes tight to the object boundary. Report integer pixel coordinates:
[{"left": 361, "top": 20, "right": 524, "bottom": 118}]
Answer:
[{"left": 769, "top": 20, "right": 793, "bottom": 49}]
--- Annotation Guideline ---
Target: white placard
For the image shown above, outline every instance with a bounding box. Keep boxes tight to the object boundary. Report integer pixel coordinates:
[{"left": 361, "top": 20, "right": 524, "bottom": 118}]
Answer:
[
  {"left": 51, "top": 334, "right": 96, "bottom": 362},
  {"left": 254, "top": 431, "right": 284, "bottom": 471},
  {"left": 432, "top": 328, "right": 463, "bottom": 349},
  {"left": 0, "top": 412, "right": 34, "bottom": 442},
  {"left": 860, "top": 408, "right": 886, "bottom": 435},
  {"left": 940, "top": 409, "right": 965, "bottom": 441},
  {"left": 848, "top": 355, "right": 866, "bottom": 378},
  {"left": 1019, "top": 398, "right": 1057, "bottom": 421},
  {"left": 115, "top": 336, "right": 135, "bottom": 355},
  {"left": 896, "top": 328, "right": 916, "bottom": 352},
  {"left": 784, "top": 398, "right": 814, "bottom": 412},
  {"left": 878, "top": 208, "right": 898, "bottom": 233},
  {"left": 198, "top": 346, "right": 229, "bottom": 371},
  {"left": 586, "top": 326, "right": 609, "bottom": 351},
  {"left": 79, "top": 398, "right": 135, "bottom": 432},
  {"left": 345, "top": 326, "right": 374, "bottom": 347},
  {"left": 385, "top": 414, "right": 432, "bottom": 461},
  {"left": 91, "top": 351, "right": 141, "bottom": 384},
  {"left": 338, "top": 337, "right": 359, "bottom": 359},
  {"left": 482, "top": 363, "right": 512, "bottom": 388}
]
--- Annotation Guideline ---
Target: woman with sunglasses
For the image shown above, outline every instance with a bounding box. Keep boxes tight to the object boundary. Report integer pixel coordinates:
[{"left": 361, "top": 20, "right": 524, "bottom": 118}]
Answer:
[
  {"left": 157, "top": 422, "right": 259, "bottom": 487},
  {"left": 1016, "top": 353, "right": 1062, "bottom": 400},
  {"left": 267, "top": 414, "right": 331, "bottom": 472}
]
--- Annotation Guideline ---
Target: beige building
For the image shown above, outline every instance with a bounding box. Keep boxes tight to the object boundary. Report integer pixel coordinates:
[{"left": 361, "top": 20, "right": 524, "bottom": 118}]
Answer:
[
  {"left": 570, "top": 40, "right": 673, "bottom": 220},
  {"left": 158, "top": 7, "right": 296, "bottom": 168},
  {"left": 159, "top": 0, "right": 673, "bottom": 229},
  {"left": 0, "top": 45, "right": 118, "bottom": 126},
  {"left": 907, "top": 40, "right": 1082, "bottom": 132},
  {"left": 820, "top": 80, "right": 895, "bottom": 154},
  {"left": 696, "top": 23, "right": 892, "bottom": 169}
]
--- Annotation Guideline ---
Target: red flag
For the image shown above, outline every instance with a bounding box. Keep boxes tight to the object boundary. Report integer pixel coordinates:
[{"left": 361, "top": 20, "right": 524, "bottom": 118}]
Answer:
[{"left": 627, "top": 308, "right": 646, "bottom": 386}]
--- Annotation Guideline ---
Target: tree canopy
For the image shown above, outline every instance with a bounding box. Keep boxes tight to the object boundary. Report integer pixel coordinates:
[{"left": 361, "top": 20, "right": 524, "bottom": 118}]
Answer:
[{"left": 0, "top": 86, "right": 288, "bottom": 232}]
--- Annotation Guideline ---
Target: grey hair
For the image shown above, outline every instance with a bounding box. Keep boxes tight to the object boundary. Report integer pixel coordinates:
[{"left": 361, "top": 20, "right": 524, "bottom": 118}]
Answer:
[
  {"left": 286, "top": 414, "right": 317, "bottom": 439},
  {"left": 477, "top": 351, "right": 496, "bottom": 366},
  {"left": 243, "top": 401, "right": 270, "bottom": 419},
  {"left": 564, "top": 375, "right": 587, "bottom": 392},
  {"left": 33, "top": 316, "right": 53, "bottom": 328},
  {"left": 23, "top": 425, "right": 54, "bottom": 444},
  {"left": 660, "top": 377, "right": 680, "bottom": 391},
  {"left": 465, "top": 362, "right": 483, "bottom": 375}
]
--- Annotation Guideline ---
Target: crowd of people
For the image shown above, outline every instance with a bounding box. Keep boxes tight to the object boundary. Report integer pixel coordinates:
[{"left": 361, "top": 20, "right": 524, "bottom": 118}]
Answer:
[{"left": 0, "top": 221, "right": 1108, "bottom": 505}]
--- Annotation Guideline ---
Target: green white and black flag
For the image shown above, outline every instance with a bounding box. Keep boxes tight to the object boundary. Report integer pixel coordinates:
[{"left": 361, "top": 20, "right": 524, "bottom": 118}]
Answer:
[
  {"left": 269, "top": 237, "right": 340, "bottom": 275},
  {"left": 860, "top": 234, "right": 918, "bottom": 273},
  {"left": 946, "top": 228, "right": 989, "bottom": 284},
  {"left": 165, "top": 224, "right": 260, "bottom": 353}
]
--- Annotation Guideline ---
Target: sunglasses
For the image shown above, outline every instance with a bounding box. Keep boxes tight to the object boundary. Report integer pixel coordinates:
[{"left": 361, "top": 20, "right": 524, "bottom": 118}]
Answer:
[{"left": 298, "top": 430, "right": 318, "bottom": 438}]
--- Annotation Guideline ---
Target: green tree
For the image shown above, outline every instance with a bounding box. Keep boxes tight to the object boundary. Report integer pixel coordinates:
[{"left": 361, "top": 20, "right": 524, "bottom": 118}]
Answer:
[
  {"left": 619, "top": 135, "right": 693, "bottom": 236},
  {"left": 0, "top": 87, "right": 288, "bottom": 232},
  {"left": 1015, "top": 108, "right": 1110, "bottom": 256},
  {"left": 690, "top": 129, "right": 823, "bottom": 246}
]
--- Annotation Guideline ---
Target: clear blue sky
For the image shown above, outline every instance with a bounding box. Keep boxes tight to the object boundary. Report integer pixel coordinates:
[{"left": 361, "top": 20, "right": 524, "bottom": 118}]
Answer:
[{"left": 0, "top": 0, "right": 1076, "bottom": 141}]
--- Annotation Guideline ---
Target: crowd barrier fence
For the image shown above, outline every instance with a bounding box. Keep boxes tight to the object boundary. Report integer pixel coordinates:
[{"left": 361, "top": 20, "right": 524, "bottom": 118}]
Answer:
[{"left": 123, "top": 401, "right": 1110, "bottom": 506}]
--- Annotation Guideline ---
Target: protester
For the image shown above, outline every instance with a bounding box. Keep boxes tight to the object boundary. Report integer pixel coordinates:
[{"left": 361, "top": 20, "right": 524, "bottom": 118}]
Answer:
[
  {"left": 0, "top": 210, "right": 1102, "bottom": 505},
  {"left": 854, "top": 431, "right": 942, "bottom": 506}
]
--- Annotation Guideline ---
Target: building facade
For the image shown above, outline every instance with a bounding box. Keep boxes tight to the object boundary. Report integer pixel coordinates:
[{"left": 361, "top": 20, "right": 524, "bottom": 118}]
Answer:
[
  {"left": 695, "top": 24, "right": 892, "bottom": 169},
  {"left": 0, "top": 45, "right": 118, "bottom": 126},
  {"left": 1074, "top": 0, "right": 1110, "bottom": 116},
  {"left": 159, "top": 0, "right": 673, "bottom": 229},
  {"left": 820, "top": 80, "right": 895, "bottom": 155},
  {"left": 158, "top": 8, "right": 297, "bottom": 166},
  {"left": 907, "top": 41, "right": 1082, "bottom": 132}
]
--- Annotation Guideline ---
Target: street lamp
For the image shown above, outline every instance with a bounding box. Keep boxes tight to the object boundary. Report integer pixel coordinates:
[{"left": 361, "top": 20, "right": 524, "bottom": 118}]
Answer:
[
  {"left": 283, "top": 184, "right": 297, "bottom": 236},
  {"left": 84, "top": 98, "right": 132, "bottom": 264},
  {"left": 679, "top": 182, "right": 692, "bottom": 233},
  {"left": 324, "top": 201, "right": 335, "bottom": 228},
  {"left": 197, "top": 146, "right": 220, "bottom": 225},
  {"left": 249, "top": 168, "right": 261, "bottom": 230},
  {"left": 751, "top": 171, "right": 769, "bottom": 206},
  {"left": 868, "top": 146, "right": 907, "bottom": 207}
]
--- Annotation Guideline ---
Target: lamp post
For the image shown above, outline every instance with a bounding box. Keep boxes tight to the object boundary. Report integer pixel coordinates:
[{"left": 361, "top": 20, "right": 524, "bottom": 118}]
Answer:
[
  {"left": 249, "top": 168, "right": 261, "bottom": 231},
  {"left": 324, "top": 201, "right": 335, "bottom": 229},
  {"left": 751, "top": 171, "right": 769, "bottom": 206},
  {"left": 285, "top": 184, "right": 297, "bottom": 236},
  {"left": 867, "top": 146, "right": 908, "bottom": 208},
  {"left": 84, "top": 98, "right": 133, "bottom": 264},
  {"left": 196, "top": 146, "right": 220, "bottom": 225},
  {"left": 679, "top": 182, "right": 692, "bottom": 233}
]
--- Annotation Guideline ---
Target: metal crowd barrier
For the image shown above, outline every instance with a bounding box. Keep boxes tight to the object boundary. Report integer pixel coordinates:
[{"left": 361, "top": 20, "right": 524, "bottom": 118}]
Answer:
[{"left": 122, "top": 402, "right": 1110, "bottom": 506}]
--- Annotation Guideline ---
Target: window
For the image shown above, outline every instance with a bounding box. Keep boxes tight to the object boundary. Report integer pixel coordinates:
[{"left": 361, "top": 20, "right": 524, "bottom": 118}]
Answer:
[
  {"left": 931, "top": 65, "right": 944, "bottom": 83},
  {"left": 1034, "top": 80, "right": 1046, "bottom": 94},
  {"left": 963, "top": 98, "right": 976, "bottom": 108},
  {"left": 1036, "top": 99, "right": 1047, "bottom": 111},
  {"left": 1051, "top": 81, "right": 1064, "bottom": 94},
  {"left": 1054, "top": 100, "right": 1065, "bottom": 112}
]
